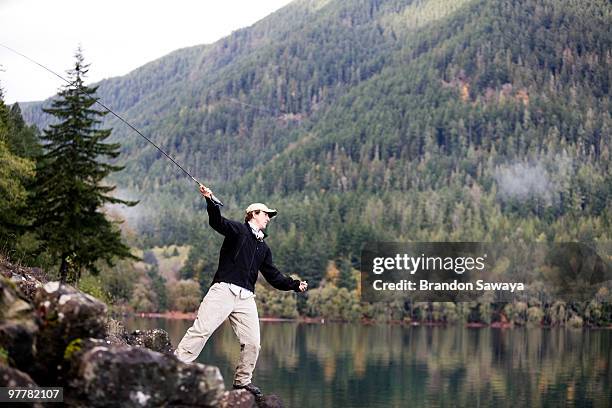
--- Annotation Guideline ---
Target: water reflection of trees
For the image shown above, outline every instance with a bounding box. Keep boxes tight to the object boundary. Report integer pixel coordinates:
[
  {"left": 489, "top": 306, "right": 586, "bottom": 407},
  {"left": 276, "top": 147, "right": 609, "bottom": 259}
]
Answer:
[
  {"left": 126, "top": 318, "right": 611, "bottom": 407},
  {"left": 261, "top": 324, "right": 610, "bottom": 406}
]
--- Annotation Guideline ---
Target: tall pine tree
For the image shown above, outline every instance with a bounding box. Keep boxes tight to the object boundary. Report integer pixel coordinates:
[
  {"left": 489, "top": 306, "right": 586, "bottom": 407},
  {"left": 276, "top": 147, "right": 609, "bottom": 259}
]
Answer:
[{"left": 33, "top": 49, "right": 136, "bottom": 283}]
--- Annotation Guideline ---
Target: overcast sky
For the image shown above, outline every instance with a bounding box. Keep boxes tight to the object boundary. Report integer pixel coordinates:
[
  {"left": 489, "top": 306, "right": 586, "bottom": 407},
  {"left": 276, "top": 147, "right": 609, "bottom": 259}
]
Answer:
[{"left": 0, "top": 0, "right": 293, "bottom": 104}]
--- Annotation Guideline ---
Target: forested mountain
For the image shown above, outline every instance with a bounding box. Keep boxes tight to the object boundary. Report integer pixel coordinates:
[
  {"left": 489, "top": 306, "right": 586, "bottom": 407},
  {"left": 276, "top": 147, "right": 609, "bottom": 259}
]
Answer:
[{"left": 21, "top": 0, "right": 611, "bottom": 287}]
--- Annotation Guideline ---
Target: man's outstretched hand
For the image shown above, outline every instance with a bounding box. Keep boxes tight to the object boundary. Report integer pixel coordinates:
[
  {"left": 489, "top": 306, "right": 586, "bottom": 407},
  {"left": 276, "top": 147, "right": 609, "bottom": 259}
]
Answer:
[{"left": 298, "top": 281, "right": 308, "bottom": 292}]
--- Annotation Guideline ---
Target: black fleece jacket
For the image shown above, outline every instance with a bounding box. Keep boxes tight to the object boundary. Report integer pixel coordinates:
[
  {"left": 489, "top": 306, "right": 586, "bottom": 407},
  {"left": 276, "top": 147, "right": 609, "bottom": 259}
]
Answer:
[{"left": 205, "top": 197, "right": 301, "bottom": 293}]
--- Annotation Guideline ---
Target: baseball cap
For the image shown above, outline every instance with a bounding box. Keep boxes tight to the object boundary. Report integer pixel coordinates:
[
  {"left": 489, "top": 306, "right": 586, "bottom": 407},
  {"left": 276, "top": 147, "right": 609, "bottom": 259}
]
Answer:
[{"left": 245, "top": 203, "right": 277, "bottom": 218}]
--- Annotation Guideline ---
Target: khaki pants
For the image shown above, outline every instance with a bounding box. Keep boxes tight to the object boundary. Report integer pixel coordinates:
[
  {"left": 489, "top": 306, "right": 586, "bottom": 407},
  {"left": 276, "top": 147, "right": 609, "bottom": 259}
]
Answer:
[{"left": 174, "top": 283, "right": 261, "bottom": 386}]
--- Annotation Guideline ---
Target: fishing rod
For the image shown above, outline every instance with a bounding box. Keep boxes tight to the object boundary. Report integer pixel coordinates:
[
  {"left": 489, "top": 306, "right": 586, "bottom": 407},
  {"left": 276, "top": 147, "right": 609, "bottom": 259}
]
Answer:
[{"left": 0, "top": 42, "right": 224, "bottom": 206}]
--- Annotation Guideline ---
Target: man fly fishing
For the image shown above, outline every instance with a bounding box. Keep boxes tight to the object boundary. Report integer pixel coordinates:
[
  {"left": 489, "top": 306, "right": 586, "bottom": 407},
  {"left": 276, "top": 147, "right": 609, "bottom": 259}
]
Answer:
[
  {"left": 174, "top": 184, "right": 308, "bottom": 399},
  {"left": 0, "top": 41, "right": 308, "bottom": 399}
]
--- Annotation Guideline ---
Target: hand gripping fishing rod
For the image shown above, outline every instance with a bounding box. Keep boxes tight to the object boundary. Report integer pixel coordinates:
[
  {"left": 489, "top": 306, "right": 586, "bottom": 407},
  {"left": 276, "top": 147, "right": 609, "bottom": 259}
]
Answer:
[{"left": 1, "top": 43, "right": 224, "bottom": 206}]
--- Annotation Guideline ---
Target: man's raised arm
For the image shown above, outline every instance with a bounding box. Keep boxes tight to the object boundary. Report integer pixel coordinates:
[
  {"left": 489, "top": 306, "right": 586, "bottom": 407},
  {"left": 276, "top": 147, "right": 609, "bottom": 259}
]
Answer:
[{"left": 200, "top": 185, "right": 241, "bottom": 237}]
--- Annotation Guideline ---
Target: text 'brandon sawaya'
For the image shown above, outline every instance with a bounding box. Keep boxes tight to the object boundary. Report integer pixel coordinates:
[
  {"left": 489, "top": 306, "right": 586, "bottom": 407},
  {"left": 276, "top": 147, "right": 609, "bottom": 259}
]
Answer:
[{"left": 370, "top": 254, "right": 525, "bottom": 292}]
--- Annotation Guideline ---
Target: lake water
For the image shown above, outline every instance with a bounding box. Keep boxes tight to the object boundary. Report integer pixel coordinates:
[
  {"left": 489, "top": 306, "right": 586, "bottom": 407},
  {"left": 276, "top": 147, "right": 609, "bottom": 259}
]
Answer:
[{"left": 124, "top": 317, "right": 611, "bottom": 407}]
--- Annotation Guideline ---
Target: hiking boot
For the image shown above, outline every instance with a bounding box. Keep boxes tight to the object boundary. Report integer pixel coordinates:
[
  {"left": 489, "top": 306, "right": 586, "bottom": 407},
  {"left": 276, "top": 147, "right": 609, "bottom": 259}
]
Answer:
[{"left": 233, "top": 383, "right": 264, "bottom": 399}]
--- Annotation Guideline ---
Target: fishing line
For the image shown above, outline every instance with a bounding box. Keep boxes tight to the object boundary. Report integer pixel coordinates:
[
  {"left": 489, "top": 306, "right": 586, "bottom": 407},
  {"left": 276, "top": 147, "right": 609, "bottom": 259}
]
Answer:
[
  {"left": 0, "top": 42, "right": 224, "bottom": 206},
  {"left": 219, "top": 95, "right": 283, "bottom": 116}
]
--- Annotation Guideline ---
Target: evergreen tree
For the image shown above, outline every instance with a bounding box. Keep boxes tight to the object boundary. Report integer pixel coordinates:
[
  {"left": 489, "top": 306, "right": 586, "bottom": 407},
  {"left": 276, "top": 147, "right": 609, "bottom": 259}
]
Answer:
[
  {"left": 6, "top": 103, "right": 41, "bottom": 158},
  {"left": 0, "top": 86, "right": 36, "bottom": 249},
  {"left": 33, "top": 49, "right": 136, "bottom": 282},
  {"left": 147, "top": 265, "right": 168, "bottom": 312}
]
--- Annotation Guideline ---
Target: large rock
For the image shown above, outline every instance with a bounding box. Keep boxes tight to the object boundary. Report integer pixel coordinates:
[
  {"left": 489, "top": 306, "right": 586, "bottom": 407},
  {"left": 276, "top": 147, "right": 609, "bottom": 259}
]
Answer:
[
  {"left": 217, "top": 390, "right": 286, "bottom": 408},
  {"left": 127, "top": 329, "right": 174, "bottom": 355},
  {"left": 172, "top": 358, "right": 226, "bottom": 406},
  {"left": 0, "top": 364, "right": 38, "bottom": 387},
  {"left": 7, "top": 272, "right": 45, "bottom": 303},
  {"left": 0, "top": 256, "right": 46, "bottom": 303},
  {"left": 0, "top": 364, "right": 44, "bottom": 408},
  {"left": 31, "top": 282, "right": 107, "bottom": 385},
  {"left": 105, "top": 319, "right": 173, "bottom": 355},
  {"left": 66, "top": 339, "right": 225, "bottom": 407},
  {"left": 0, "top": 278, "right": 38, "bottom": 371},
  {"left": 217, "top": 389, "right": 256, "bottom": 407},
  {"left": 105, "top": 317, "right": 130, "bottom": 346}
]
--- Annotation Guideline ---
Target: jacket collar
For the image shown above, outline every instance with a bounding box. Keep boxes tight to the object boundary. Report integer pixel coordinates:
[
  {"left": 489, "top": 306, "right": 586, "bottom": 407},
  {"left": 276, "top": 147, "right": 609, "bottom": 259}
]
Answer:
[{"left": 245, "top": 221, "right": 268, "bottom": 240}]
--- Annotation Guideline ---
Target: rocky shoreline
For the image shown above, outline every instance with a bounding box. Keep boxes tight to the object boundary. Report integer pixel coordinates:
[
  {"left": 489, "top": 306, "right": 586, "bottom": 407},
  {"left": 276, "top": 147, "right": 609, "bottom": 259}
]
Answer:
[{"left": 0, "top": 257, "right": 284, "bottom": 407}]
